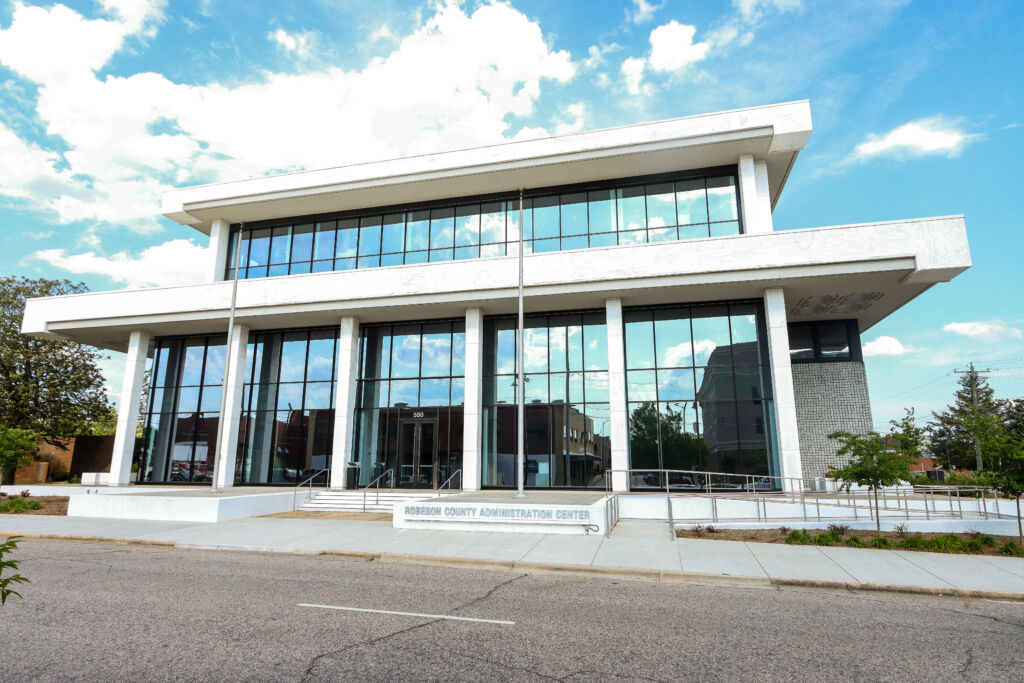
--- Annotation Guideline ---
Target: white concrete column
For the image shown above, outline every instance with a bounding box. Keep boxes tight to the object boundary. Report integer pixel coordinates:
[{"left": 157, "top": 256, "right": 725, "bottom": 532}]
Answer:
[
  {"left": 207, "top": 219, "right": 231, "bottom": 283},
  {"left": 108, "top": 330, "right": 152, "bottom": 486},
  {"left": 605, "top": 298, "right": 629, "bottom": 493},
  {"left": 330, "top": 316, "right": 360, "bottom": 489},
  {"left": 462, "top": 308, "right": 484, "bottom": 491},
  {"left": 214, "top": 323, "right": 249, "bottom": 488},
  {"left": 763, "top": 288, "right": 803, "bottom": 489},
  {"left": 738, "top": 154, "right": 773, "bottom": 234}
]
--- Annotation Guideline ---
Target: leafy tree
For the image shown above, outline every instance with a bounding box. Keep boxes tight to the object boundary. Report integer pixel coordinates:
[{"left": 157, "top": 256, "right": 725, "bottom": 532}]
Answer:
[
  {"left": 829, "top": 429, "right": 914, "bottom": 532},
  {"left": 889, "top": 408, "right": 926, "bottom": 461},
  {"left": 998, "top": 398, "right": 1024, "bottom": 442},
  {"left": 0, "top": 426, "right": 38, "bottom": 486},
  {"left": 0, "top": 277, "right": 113, "bottom": 438},
  {"left": 0, "top": 536, "right": 29, "bottom": 606},
  {"left": 928, "top": 371, "right": 999, "bottom": 471},
  {"left": 984, "top": 421, "right": 1024, "bottom": 542}
]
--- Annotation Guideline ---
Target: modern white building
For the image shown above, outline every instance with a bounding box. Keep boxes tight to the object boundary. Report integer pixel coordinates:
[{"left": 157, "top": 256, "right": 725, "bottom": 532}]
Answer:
[{"left": 22, "top": 100, "right": 970, "bottom": 496}]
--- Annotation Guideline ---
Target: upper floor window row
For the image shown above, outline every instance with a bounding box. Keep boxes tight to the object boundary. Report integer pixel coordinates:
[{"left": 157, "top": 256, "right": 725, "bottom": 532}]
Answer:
[{"left": 226, "top": 171, "right": 741, "bottom": 280}]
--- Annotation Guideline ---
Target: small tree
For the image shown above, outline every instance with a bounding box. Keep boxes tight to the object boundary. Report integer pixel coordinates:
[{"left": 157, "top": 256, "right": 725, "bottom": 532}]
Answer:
[
  {"left": 0, "top": 536, "right": 29, "bottom": 605},
  {"left": 829, "top": 430, "right": 913, "bottom": 532},
  {"left": 985, "top": 426, "right": 1024, "bottom": 542},
  {"left": 0, "top": 426, "right": 38, "bottom": 486}
]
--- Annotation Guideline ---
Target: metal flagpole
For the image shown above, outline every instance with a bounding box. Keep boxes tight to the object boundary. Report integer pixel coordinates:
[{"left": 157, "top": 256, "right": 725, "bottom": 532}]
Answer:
[
  {"left": 211, "top": 224, "right": 244, "bottom": 493},
  {"left": 515, "top": 190, "right": 526, "bottom": 498}
]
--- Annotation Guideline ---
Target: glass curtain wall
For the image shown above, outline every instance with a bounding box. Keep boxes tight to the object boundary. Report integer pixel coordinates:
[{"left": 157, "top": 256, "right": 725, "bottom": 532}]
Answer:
[
  {"left": 236, "top": 328, "right": 339, "bottom": 484},
  {"left": 354, "top": 320, "right": 466, "bottom": 488},
  {"left": 623, "top": 302, "right": 778, "bottom": 490},
  {"left": 137, "top": 335, "right": 226, "bottom": 483},
  {"left": 482, "top": 312, "right": 610, "bottom": 489},
  {"left": 227, "top": 172, "right": 740, "bottom": 279}
]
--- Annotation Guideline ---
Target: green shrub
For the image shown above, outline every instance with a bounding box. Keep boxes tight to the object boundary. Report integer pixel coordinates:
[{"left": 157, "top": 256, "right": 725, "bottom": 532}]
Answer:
[
  {"left": 1000, "top": 541, "right": 1024, "bottom": 557},
  {"left": 785, "top": 530, "right": 813, "bottom": 545},
  {"left": 826, "top": 523, "right": 850, "bottom": 538},
  {"left": 965, "top": 538, "right": 985, "bottom": 554},
  {"left": 900, "top": 534, "right": 928, "bottom": 550},
  {"left": 929, "top": 534, "right": 968, "bottom": 554},
  {"left": 813, "top": 533, "right": 835, "bottom": 547},
  {"left": 843, "top": 536, "right": 866, "bottom": 548},
  {"left": 978, "top": 535, "right": 997, "bottom": 548},
  {"left": 870, "top": 536, "right": 890, "bottom": 549},
  {"left": 0, "top": 498, "right": 41, "bottom": 514}
]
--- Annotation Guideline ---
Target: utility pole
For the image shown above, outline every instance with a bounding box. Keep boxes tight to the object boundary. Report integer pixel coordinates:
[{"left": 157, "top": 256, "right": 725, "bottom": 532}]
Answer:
[{"left": 954, "top": 362, "right": 991, "bottom": 472}]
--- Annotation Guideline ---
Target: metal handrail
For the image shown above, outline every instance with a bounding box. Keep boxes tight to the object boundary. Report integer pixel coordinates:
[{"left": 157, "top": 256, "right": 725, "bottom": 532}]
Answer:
[
  {"left": 293, "top": 468, "right": 330, "bottom": 510},
  {"left": 362, "top": 469, "right": 393, "bottom": 513},
  {"left": 438, "top": 469, "right": 462, "bottom": 494}
]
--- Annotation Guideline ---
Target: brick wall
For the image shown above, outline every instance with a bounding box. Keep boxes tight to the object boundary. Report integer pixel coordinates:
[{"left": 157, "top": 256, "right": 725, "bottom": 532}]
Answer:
[{"left": 792, "top": 361, "right": 874, "bottom": 479}]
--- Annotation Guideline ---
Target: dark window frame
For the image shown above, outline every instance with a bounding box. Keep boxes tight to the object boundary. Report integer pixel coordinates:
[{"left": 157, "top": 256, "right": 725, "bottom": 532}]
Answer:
[{"left": 787, "top": 319, "right": 862, "bottom": 363}]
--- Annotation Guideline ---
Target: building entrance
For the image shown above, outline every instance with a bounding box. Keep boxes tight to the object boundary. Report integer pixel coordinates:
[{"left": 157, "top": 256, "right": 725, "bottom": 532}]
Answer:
[{"left": 397, "top": 419, "right": 437, "bottom": 488}]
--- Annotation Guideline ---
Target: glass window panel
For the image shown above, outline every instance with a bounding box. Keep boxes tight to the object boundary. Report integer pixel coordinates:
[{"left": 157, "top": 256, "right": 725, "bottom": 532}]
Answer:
[
  {"left": 404, "top": 251, "right": 429, "bottom": 265},
  {"left": 691, "top": 307, "right": 731, "bottom": 366},
  {"left": 508, "top": 198, "right": 530, "bottom": 241},
  {"left": 381, "top": 213, "right": 405, "bottom": 254},
  {"left": 658, "top": 368, "right": 695, "bottom": 401},
  {"left": 421, "top": 325, "right": 452, "bottom": 377},
  {"left": 534, "top": 238, "right": 559, "bottom": 253},
  {"left": 451, "top": 329, "right": 466, "bottom": 377},
  {"left": 406, "top": 211, "right": 430, "bottom": 251},
  {"left": 710, "top": 220, "right": 740, "bottom": 237},
  {"left": 276, "top": 382, "right": 303, "bottom": 411},
  {"left": 560, "top": 192, "right": 588, "bottom": 236},
  {"left": 451, "top": 378, "right": 465, "bottom": 405},
  {"left": 247, "top": 228, "right": 271, "bottom": 267},
  {"left": 429, "top": 207, "right": 455, "bottom": 249},
  {"left": 335, "top": 257, "right": 356, "bottom": 271},
  {"left": 675, "top": 178, "right": 708, "bottom": 225},
  {"left": 490, "top": 375, "right": 516, "bottom": 404},
  {"left": 268, "top": 264, "right": 288, "bottom": 277},
  {"left": 177, "top": 386, "right": 201, "bottom": 412},
  {"left": 390, "top": 325, "right": 421, "bottom": 378},
  {"left": 200, "top": 386, "right": 222, "bottom": 413},
  {"left": 819, "top": 323, "right": 851, "bottom": 359},
  {"left": 655, "top": 311, "right": 692, "bottom": 368},
  {"left": 278, "top": 332, "right": 307, "bottom": 383},
  {"left": 149, "top": 388, "right": 164, "bottom": 414},
  {"left": 707, "top": 176, "right": 739, "bottom": 222},
  {"left": 247, "top": 266, "right": 268, "bottom": 279},
  {"left": 565, "top": 322, "right": 584, "bottom": 372},
  {"left": 381, "top": 253, "right": 403, "bottom": 266},
  {"left": 525, "top": 373, "right": 548, "bottom": 403},
  {"left": 618, "top": 229, "right": 646, "bottom": 245},
  {"left": 429, "top": 249, "right": 453, "bottom": 262},
  {"left": 617, "top": 186, "right": 647, "bottom": 231},
  {"left": 358, "top": 216, "right": 382, "bottom": 256},
  {"left": 359, "top": 380, "right": 387, "bottom": 409},
  {"left": 304, "top": 382, "right": 332, "bottom": 409},
  {"left": 647, "top": 227, "right": 677, "bottom": 243},
  {"left": 646, "top": 183, "right": 676, "bottom": 228},
  {"left": 361, "top": 327, "right": 391, "bottom": 379},
  {"left": 627, "top": 370, "right": 658, "bottom": 402},
  {"left": 548, "top": 324, "right": 567, "bottom": 373},
  {"left": 788, "top": 325, "right": 814, "bottom": 360},
  {"left": 336, "top": 221, "right": 359, "bottom": 258},
  {"left": 694, "top": 367, "right": 711, "bottom": 399},
  {"left": 153, "top": 343, "right": 172, "bottom": 387},
  {"left": 480, "top": 202, "right": 506, "bottom": 244},
  {"left": 270, "top": 226, "right": 291, "bottom": 264},
  {"left": 496, "top": 321, "right": 516, "bottom": 375},
  {"left": 730, "top": 304, "right": 760, "bottom": 348},
  {"left": 454, "top": 246, "right": 478, "bottom": 261},
  {"left": 533, "top": 195, "right": 559, "bottom": 239},
  {"left": 420, "top": 378, "right": 450, "bottom": 406},
  {"left": 306, "top": 332, "right": 335, "bottom": 381},
  {"left": 314, "top": 222, "right": 336, "bottom": 261},
  {"left": 679, "top": 223, "right": 710, "bottom": 241},
  {"left": 291, "top": 224, "right": 314, "bottom": 263},
  {"left": 660, "top": 401, "right": 703, "bottom": 472},
  {"left": 181, "top": 339, "right": 205, "bottom": 385},
  {"left": 358, "top": 255, "right": 380, "bottom": 269},
  {"left": 733, "top": 366, "right": 763, "bottom": 400},
  {"left": 455, "top": 205, "right": 480, "bottom": 246},
  {"left": 390, "top": 379, "right": 418, "bottom": 407},
  {"left": 549, "top": 372, "right": 567, "bottom": 402},
  {"left": 203, "top": 342, "right": 225, "bottom": 385},
  {"left": 584, "top": 371, "right": 609, "bottom": 402},
  {"left": 583, "top": 315, "right": 607, "bottom": 370},
  {"left": 524, "top": 322, "right": 548, "bottom": 373},
  {"left": 624, "top": 312, "right": 655, "bottom": 369},
  {"left": 588, "top": 189, "right": 616, "bottom": 234},
  {"left": 480, "top": 243, "right": 505, "bottom": 258},
  {"left": 589, "top": 232, "right": 617, "bottom": 248},
  {"left": 289, "top": 261, "right": 311, "bottom": 275},
  {"left": 628, "top": 402, "right": 661, "bottom": 473},
  {"left": 232, "top": 231, "right": 247, "bottom": 270},
  {"left": 568, "top": 372, "right": 584, "bottom": 403},
  {"left": 561, "top": 235, "right": 588, "bottom": 250}
]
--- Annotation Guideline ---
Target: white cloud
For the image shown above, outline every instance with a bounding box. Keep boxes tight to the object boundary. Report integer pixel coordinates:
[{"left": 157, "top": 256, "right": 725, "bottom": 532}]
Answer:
[
  {"left": 33, "top": 238, "right": 209, "bottom": 288},
  {"left": 626, "top": 0, "right": 663, "bottom": 25},
  {"left": 0, "top": 1, "right": 576, "bottom": 232},
  {"left": 582, "top": 42, "right": 620, "bottom": 70},
  {"left": 621, "top": 57, "right": 646, "bottom": 96},
  {"left": 733, "top": 0, "right": 803, "bottom": 23},
  {"left": 852, "top": 117, "right": 978, "bottom": 161},
  {"left": 648, "top": 21, "right": 709, "bottom": 73},
  {"left": 862, "top": 335, "right": 917, "bottom": 357},
  {"left": 944, "top": 320, "right": 1023, "bottom": 343},
  {"left": 269, "top": 28, "right": 316, "bottom": 58}
]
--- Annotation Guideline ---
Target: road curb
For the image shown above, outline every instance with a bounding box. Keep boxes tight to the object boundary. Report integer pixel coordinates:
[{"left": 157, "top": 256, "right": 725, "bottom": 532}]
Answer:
[{"left": 7, "top": 531, "right": 1024, "bottom": 601}]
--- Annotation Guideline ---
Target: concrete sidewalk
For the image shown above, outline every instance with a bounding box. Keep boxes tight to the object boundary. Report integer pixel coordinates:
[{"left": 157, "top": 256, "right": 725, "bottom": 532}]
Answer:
[{"left": 3, "top": 514, "right": 1024, "bottom": 600}]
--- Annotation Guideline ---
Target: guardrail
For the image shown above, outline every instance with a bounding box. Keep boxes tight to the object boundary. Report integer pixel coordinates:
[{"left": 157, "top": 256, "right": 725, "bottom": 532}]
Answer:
[
  {"left": 362, "top": 469, "right": 394, "bottom": 513},
  {"left": 293, "top": 468, "right": 329, "bottom": 510}
]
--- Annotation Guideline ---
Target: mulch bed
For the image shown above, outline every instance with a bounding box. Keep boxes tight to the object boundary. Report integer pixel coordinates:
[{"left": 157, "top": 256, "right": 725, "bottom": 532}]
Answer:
[{"left": 0, "top": 495, "right": 69, "bottom": 516}]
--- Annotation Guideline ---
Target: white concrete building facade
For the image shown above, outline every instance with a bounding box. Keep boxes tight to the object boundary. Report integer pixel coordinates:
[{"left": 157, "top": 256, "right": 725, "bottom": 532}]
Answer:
[{"left": 22, "top": 101, "right": 971, "bottom": 494}]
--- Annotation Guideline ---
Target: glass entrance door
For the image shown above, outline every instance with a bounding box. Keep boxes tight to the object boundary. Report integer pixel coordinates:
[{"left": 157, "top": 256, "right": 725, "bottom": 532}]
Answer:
[{"left": 397, "top": 420, "right": 437, "bottom": 488}]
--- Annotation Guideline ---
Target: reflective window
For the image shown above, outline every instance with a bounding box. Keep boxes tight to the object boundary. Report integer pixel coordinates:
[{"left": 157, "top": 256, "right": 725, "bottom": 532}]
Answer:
[{"left": 787, "top": 320, "right": 860, "bottom": 362}]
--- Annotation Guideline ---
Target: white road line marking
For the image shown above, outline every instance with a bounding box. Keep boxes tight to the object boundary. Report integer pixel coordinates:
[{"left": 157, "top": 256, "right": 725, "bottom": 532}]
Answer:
[
  {"left": 297, "top": 603, "right": 515, "bottom": 625},
  {"left": 984, "top": 599, "right": 1024, "bottom": 605}
]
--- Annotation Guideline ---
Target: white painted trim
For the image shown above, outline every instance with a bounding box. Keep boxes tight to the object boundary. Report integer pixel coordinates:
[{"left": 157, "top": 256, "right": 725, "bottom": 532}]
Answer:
[
  {"left": 462, "top": 308, "right": 483, "bottom": 492},
  {"left": 214, "top": 322, "right": 248, "bottom": 487},
  {"left": 605, "top": 298, "right": 629, "bottom": 493},
  {"left": 331, "top": 316, "right": 360, "bottom": 489},
  {"left": 109, "top": 330, "right": 151, "bottom": 485},
  {"left": 764, "top": 288, "right": 802, "bottom": 488}
]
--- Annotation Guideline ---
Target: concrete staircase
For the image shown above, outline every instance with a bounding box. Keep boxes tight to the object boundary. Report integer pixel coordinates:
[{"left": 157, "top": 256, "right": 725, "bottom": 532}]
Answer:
[{"left": 299, "top": 489, "right": 455, "bottom": 513}]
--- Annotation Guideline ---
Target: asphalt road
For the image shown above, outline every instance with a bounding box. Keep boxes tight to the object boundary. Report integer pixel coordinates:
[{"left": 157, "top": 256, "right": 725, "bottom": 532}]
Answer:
[{"left": 1, "top": 539, "right": 1022, "bottom": 681}]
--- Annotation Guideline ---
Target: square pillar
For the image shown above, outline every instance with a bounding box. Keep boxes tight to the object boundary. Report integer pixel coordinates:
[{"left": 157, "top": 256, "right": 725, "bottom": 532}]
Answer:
[
  {"left": 330, "top": 316, "right": 360, "bottom": 489},
  {"left": 208, "top": 219, "right": 231, "bottom": 283},
  {"left": 213, "top": 323, "right": 249, "bottom": 488},
  {"left": 605, "top": 298, "right": 629, "bottom": 493},
  {"left": 462, "top": 308, "right": 484, "bottom": 491},
  {"left": 763, "top": 288, "right": 803, "bottom": 489},
  {"left": 108, "top": 330, "right": 152, "bottom": 486},
  {"left": 738, "top": 154, "right": 773, "bottom": 234}
]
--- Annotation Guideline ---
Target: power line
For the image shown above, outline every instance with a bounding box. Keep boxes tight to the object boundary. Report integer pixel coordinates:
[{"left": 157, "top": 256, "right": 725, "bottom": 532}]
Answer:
[{"left": 874, "top": 371, "right": 952, "bottom": 403}]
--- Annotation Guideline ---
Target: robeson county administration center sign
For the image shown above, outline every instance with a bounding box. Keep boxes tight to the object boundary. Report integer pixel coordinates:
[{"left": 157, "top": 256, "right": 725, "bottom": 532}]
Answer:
[
  {"left": 394, "top": 499, "right": 611, "bottom": 535},
  {"left": 404, "top": 503, "right": 594, "bottom": 522}
]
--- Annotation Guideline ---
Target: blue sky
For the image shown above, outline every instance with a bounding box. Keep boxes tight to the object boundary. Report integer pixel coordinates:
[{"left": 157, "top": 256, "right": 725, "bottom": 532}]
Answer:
[{"left": 1, "top": 0, "right": 1022, "bottom": 427}]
